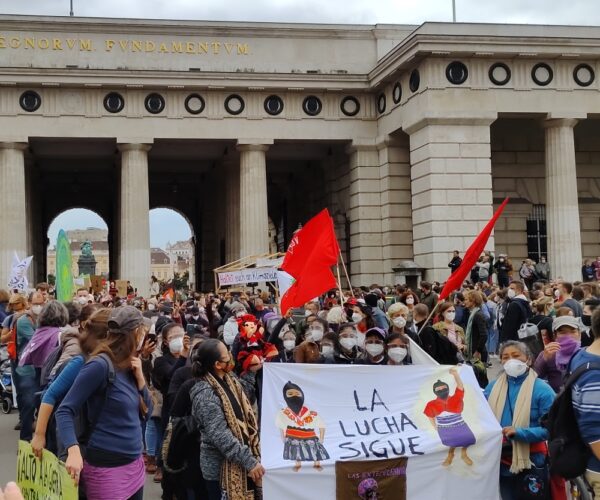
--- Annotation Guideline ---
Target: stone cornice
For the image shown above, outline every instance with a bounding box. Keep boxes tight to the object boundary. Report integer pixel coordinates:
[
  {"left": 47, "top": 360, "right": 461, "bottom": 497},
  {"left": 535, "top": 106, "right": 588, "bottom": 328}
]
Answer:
[
  {"left": 0, "top": 14, "right": 412, "bottom": 41},
  {"left": 370, "top": 22, "right": 600, "bottom": 88},
  {"left": 402, "top": 113, "right": 497, "bottom": 135}
]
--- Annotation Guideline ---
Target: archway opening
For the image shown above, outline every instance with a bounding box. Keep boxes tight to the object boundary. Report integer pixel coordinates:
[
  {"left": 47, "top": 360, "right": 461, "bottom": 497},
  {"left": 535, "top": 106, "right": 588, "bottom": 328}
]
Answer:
[
  {"left": 149, "top": 208, "right": 195, "bottom": 292},
  {"left": 46, "top": 209, "right": 110, "bottom": 287}
]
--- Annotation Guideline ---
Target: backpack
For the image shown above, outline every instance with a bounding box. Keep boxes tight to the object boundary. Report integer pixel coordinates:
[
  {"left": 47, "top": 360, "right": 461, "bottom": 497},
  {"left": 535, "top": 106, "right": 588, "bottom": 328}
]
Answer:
[
  {"left": 39, "top": 344, "right": 64, "bottom": 389},
  {"left": 162, "top": 415, "right": 199, "bottom": 474},
  {"left": 7, "top": 313, "right": 31, "bottom": 361},
  {"left": 42, "top": 353, "right": 116, "bottom": 459},
  {"left": 542, "top": 360, "right": 600, "bottom": 479}
]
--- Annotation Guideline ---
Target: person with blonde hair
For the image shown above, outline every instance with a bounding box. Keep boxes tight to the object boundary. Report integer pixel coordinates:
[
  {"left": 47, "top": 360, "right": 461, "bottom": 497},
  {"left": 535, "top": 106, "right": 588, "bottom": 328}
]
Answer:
[{"left": 387, "top": 302, "right": 417, "bottom": 342}]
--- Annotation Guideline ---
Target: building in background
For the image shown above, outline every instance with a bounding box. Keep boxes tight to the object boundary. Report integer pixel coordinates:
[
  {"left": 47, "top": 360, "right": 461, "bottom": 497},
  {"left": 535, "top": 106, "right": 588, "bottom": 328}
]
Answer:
[
  {"left": 151, "top": 248, "right": 172, "bottom": 282},
  {"left": 47, "top": 228, "right": 109, "bottom": 278}
]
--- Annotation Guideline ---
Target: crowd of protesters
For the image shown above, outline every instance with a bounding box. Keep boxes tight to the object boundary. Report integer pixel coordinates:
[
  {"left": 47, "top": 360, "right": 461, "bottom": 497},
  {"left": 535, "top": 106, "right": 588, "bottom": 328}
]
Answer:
[{"left": 0, "top": 250, "right": 599, "bottom": 499}]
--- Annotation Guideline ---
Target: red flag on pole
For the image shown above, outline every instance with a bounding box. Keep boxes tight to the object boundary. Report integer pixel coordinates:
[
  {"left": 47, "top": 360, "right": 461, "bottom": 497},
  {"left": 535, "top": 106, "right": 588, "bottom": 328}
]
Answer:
[
  {"left": 438, "top": 197, "right": 510, "bottom": 302},
  {"left": 279, "top": 209, "right": 340, "bottom": 315}
]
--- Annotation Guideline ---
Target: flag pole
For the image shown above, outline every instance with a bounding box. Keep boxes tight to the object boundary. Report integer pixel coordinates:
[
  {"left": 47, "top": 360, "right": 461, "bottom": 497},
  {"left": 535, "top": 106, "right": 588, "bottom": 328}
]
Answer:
[
  {"left": 416, "top": 300, "right": 442, "bottom": 337},
  {"left": 339, "top": 249, "right": 354, "bottom": 297},
  {"left": 335, "top": 262, "right": 345, "bottom": 301}
]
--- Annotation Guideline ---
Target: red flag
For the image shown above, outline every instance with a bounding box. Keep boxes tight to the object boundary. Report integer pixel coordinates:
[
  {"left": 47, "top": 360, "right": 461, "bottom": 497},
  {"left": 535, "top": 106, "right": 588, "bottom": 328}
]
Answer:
[
  {"left": 162, "top": 288, "right": 174, "bottom": 301},
  {"left": 280, "top": 209, "right": 340, "bottom": 315},
  {"left": 438, "top": 198, "right": 509, "bottom": 302}
]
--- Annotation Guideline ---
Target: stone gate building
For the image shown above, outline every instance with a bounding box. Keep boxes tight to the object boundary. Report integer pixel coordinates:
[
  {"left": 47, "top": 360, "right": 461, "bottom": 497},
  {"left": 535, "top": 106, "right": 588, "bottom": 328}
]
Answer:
[{"left": 0, "top": 15, "right": 598, "bottom": 294}]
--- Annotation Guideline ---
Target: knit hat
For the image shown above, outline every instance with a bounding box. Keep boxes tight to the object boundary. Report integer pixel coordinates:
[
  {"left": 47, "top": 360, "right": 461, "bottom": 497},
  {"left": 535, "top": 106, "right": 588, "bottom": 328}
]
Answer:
[
  {"left": 365, "top": 327, "right": 388, "bottom": 341},
  {"left": 155, "top": 316, "right": 174, "bottom": 335}
]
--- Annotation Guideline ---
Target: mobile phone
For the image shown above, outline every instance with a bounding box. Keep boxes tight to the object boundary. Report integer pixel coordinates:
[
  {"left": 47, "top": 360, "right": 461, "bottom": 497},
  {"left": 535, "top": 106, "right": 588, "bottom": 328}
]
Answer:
[{"left": 147, "top": 332, "right": 157, "bottom": 343}]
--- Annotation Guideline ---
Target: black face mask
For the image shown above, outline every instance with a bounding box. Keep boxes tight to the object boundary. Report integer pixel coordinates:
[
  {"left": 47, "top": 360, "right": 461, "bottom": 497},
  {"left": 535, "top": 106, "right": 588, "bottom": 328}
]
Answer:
[
  {"left": 285, "top": 396, "right": 304, "bottom": 415},
  {"left": 435, "top": 389, "right": 450, "bottom": 400},
  {"left": 582, "top": 315, "right": 592, "bottom": 327}
]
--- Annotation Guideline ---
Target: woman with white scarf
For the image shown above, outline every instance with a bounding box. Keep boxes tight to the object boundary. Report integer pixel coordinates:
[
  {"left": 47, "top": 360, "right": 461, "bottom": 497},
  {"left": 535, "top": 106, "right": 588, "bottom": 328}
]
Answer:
[{"left": 484, "top": 341, "right": 555, "bottom": 500}]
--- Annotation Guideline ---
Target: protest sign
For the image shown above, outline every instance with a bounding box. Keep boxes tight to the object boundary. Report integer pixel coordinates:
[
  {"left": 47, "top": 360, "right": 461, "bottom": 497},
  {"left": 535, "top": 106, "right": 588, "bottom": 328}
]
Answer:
[
  {"left": 115, "top": 279, "right": 128, "bottom": 297},
  {"left": 261, "top": 363, "right": 501, "bottom": 500},
  {"left": 7, "top": 253, "right": 32, "bottom": 293},
  {"left": 90, "top": 275, "right": 104, "bottom": 294},
  {"left": 17, "top": 440, "right": 78, "bottom": 500},
  {"left": 217, "top": 267, "right": 278, "bottom": 287}
]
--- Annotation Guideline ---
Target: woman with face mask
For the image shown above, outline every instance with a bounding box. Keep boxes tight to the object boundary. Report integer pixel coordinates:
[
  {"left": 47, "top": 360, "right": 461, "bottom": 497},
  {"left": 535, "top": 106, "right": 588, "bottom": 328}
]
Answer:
[
  {"left": 320, "top": 332, "right": 337, "bottom": 361},
  {"left": 331, "top": 324, "right": 362, "bottom": 364},
  {"left": 151, "top": 323, "right": 191, "bottom": 482},
  {"left": 534, "top": 315, "right": 581, "bottom": 392},
  {"left": 386, "top": 303, "right": 419, "bottom": 343},
  {"left": 385, "top": 333, "right": 410, "bottom": 365},
  {"left": 360, "top": 328, "right": 388, "bottom": 365},
  {"left": 294, "top": 319, "right": 326, "bottom": 364},
  {"left": 400, "top": 292, "right": 419, "bottom": 328},
  {"left": 433, "top": 302, "right": 466, "bottom": 355},
  {"left": 484, "top": 341, "right": 555, "bottom": 500},
  {"left": 190, "top": 339, "right": 263, "bottom": 500}
]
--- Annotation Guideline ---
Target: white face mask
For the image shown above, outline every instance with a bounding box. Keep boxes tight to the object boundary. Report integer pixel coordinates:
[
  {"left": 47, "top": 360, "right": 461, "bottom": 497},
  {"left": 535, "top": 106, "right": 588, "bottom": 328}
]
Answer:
[
  {"left": 31, "top": 305, "right": 43, "bottom": 315},
  {"left": 406, "top": 297, "right": 414, "bottom": 305},
  {"left": 304, "top": 309, "right": 313, "bottom": 317},
  {"left": 351, "top": 312, "right": 363, "bottom": 323},
  {"left": 555, "top": 289, "right": 561, "bottom": 298},
  {"left": 148, "top": 304, "right": 156, "bottom": 311},
  {"left": 503, "top": 358, "right": 528, "bottom": 378},
  {"left": 169, "top": 337, "right": 184, "bottom": 354},
  {"left": 365, "top": 344, "right": 384, "bottom": 357},
  {"left": 309, "top": 328, "right": 324, "bottom": 342},
  {"left": 321, "top": 345, "right": 334, "bottom": 356},
  {"left": 392, "top": 316, "right": 406, "bottom": 329},
  {"left": 340, "top": 337, "right": 357, "bottom": 350},
  {"left": 283, "top": 339, "right": 296, "bottom": 351},
  {"left": 77, "top": 296, "right": 88, "bottom": 305},
  {"left": 388, "top": 347, "right": 408, "bottom": 363},
  {"left": 507, "top": 289, "right": 516, "bottom": 299},
  {"left": 445, "top": 312, "right": 456, "bottom": 322},
  {"left": 192, "top": 315, "right": 200, "bottom": 320}
]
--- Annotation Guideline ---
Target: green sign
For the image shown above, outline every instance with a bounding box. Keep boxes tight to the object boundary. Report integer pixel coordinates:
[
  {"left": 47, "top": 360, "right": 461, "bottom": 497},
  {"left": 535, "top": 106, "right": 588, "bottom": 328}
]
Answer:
[{"left": 17, "top": 440, "right": 78, "bottom": 500}]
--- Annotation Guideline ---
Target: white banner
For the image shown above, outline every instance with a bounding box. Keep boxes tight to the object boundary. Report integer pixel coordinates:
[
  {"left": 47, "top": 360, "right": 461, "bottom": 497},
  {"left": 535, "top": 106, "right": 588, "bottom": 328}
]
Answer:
[
  {"left": 217, "top": 267, "right": 278, "bottom": 287},
  {"left": 261, "top": 363, "right": 501, "bottom": 500}
]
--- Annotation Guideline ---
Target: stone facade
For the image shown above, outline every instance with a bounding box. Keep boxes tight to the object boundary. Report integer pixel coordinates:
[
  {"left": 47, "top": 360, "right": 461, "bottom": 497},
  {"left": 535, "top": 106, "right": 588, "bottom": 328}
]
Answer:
[{"left": 1, "top": 16, "right": 600, "bottom": 291}]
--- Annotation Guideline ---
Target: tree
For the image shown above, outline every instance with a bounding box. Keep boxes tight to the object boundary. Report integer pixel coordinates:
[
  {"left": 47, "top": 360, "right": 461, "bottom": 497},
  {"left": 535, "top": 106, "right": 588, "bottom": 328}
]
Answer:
[{"left": 172, "top": 271, "right": 189, "bottom": 290}]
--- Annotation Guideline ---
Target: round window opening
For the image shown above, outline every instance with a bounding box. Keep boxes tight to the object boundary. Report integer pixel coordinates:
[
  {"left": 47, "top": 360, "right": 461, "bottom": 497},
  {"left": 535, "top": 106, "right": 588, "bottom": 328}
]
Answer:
[
  {"left": 573, "top": 63, "right": 595, "bottom": 87},
  {"left": 489, "top": 63, "right": 511, "bottom": 86},
  {"left": 145, "top": 93, "right": 165, "bottom": 114},
  {"left": 392, "top": 83, "right": 402, "bottom": 104},
  {"left": 377, "top": 93, "right": 386, "bottom": 114},
  {"left": 340, "top": 96, "right": 360, "bottom": 117},
  {"left": 225, "top": 94, "right": 245, "bottom": 115},
  {"left": 531, "top": 63, "right": 553, "bottom": 86},
  {"left": 302, "top": 96, "right": 322, "bottom": 116},
  {"left": 184, "top": 94, "right": 205, "bottom": 114},
  {"left": 103, "top": 92, "right": 124, "bottom": 113},
  {"left": 446, "top": 61, "right": 468, "bottom": 85},
  {"left": 264, "top": 95, "right": 284, "bottom": 116},
  {"left": 409, "top": 70, "right": 420, "bottom": 92},
  {"left": 19, "top": 90, "right": 41, "bottom": 112}
]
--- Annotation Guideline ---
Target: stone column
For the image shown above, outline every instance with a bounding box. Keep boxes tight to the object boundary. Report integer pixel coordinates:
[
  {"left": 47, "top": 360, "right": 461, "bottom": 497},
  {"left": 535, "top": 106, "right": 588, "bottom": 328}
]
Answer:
[
  {"left": 378, "top": 135, "right": 413, "bottom": 284},
  {"left": 406, "top": 117, "right": 495, "bottom": 282},
  {"left": 236, "top": 141, "right": 272, "bottom": 258},
  {"left": 544, "top": 119, "right": 581, "bottom": 281},
  {"left": 0, "top": 143, "right": 28, "bottom": 288},
  {"left": 346, "top": 141, "right": 383, "bottom": 285},
  {"left": 223, "top": 155, "right": 241, "bottom": 262},
  {"left": 118, "top": 143, "right": 151, "bottom": 296}
]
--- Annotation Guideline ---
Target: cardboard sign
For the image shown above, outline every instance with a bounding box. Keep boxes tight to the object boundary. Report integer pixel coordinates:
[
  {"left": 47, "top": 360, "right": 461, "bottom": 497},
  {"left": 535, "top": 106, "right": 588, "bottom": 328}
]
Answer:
[
  {"left": 90, "top": 275, "right": 104, "bottom": 294},
  {"left": 17, "top": 440, "right": 78, "bottom": 500},
  {"left": 261, "top": 364, "right": 501, "bottom": 500},
  {"left": 218, "top": 267, "right": 278, "bottom": 287},
  {"left": 115, "top": 279, "right": 128, "bottom": 297}
]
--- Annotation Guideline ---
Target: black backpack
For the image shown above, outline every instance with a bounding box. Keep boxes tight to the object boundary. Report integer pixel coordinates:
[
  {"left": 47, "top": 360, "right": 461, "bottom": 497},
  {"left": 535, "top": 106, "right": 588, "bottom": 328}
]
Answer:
[
  {"left": 39, "top": 344, "right": 64, "bottom": 389},
  {"left": 543, "top": 360, "right": 600, "bottom": 479}
]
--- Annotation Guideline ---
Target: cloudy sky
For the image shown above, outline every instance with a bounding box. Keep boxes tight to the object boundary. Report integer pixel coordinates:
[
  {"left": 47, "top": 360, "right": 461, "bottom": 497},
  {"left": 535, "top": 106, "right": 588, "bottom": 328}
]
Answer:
[{"left": 2, "top": 0, "right": 600, "bottom": 25}]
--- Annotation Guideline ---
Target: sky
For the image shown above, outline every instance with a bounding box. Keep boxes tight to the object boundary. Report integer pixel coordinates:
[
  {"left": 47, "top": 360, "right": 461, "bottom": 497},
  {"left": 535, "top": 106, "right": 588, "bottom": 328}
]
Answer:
[
  {"left": 47, "top": 208, "right": 192, "bottom": 249},
  {"left": 2, "top": 0, "right": 600, "bottom": 25}
]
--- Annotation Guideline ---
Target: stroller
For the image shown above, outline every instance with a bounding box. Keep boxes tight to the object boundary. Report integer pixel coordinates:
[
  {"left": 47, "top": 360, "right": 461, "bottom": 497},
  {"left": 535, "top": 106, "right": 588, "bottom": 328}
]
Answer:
[{"left": 0, "top": 345, "right": 14, "bottom": 414}]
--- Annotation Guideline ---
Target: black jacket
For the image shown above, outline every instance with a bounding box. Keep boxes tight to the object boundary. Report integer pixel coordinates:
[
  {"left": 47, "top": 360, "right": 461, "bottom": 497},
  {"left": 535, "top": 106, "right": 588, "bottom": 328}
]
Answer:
[
  {"left": 499, "top": 298, "right": 530, "bottom": 342},
  {"left": 467, "top": 310, "right": 488, "bottom": 355}
]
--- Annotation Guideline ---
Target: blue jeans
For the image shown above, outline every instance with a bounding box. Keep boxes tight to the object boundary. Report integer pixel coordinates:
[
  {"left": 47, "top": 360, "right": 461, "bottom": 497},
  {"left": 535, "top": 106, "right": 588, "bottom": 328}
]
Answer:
[
  {"left": 145, "top": 417, "right": 162, "bottom": 457},
  {"left": 12, "top": 364, "right": 39, "bottom": 441},
  {"left": 487, "top": 327, "right": 499, "bottom": 355}
]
